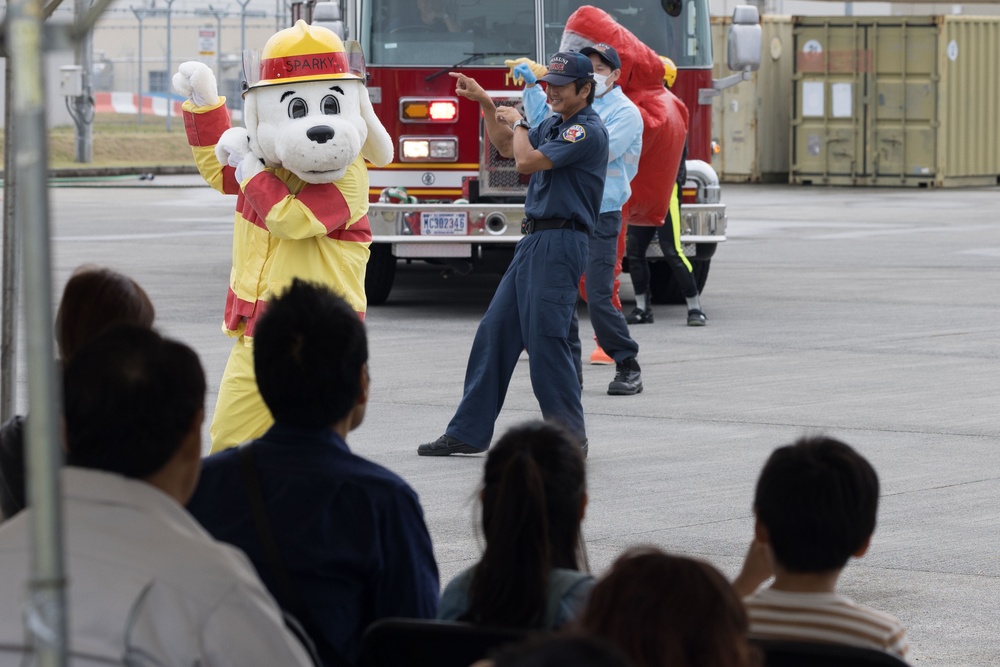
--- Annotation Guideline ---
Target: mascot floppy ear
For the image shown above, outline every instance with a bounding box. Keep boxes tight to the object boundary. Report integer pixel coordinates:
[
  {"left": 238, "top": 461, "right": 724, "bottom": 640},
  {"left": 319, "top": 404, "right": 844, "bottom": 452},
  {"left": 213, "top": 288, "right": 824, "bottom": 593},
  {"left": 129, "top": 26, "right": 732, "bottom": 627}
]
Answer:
[{"left": 359, "top": 85, "right": 393, "bottom": 167}]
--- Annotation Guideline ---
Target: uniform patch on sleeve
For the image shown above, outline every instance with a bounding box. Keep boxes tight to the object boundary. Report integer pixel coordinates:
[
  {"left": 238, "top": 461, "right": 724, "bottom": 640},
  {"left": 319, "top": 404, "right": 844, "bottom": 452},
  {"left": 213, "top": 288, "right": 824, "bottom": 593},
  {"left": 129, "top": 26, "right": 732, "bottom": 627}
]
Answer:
[{"left": 562, "top": 125, "right": 586, "bottom": 142}]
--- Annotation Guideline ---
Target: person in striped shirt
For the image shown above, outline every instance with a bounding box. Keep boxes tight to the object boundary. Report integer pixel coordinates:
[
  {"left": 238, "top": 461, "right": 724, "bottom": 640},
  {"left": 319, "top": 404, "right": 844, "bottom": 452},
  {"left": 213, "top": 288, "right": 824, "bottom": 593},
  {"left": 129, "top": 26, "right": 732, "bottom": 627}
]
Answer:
[{"left": 732, "top": 436, "right": 910, "bottom": 661}]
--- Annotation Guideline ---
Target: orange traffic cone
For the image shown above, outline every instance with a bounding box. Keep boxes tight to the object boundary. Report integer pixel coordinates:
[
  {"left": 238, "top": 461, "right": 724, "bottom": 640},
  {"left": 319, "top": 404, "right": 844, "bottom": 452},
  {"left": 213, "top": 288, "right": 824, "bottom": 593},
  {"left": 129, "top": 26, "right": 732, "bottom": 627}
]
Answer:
[{"left": 590, "top": 345, "right": 614, "bottom": 365}]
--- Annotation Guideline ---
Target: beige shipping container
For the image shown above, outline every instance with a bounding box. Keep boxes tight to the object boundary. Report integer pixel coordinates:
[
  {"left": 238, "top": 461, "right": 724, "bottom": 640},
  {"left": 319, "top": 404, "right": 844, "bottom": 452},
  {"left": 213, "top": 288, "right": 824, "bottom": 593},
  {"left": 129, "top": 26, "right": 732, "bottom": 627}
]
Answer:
[
  {"left": 790, "top": 15, "right": 1000, "bottom": 187},
  {"left": 710, "top": 15, "right": 794, "bottom": 182}
]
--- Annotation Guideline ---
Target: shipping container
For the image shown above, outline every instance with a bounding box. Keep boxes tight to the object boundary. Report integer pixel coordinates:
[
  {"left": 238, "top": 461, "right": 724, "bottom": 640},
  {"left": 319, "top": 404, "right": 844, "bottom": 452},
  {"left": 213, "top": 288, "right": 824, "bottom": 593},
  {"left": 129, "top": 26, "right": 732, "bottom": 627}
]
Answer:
[
  {"left": 710, "top": 15, "right": 794, "bottom": 182},
  {"left": 790, "top": 15, "right": 1000, "bottom": 187}
]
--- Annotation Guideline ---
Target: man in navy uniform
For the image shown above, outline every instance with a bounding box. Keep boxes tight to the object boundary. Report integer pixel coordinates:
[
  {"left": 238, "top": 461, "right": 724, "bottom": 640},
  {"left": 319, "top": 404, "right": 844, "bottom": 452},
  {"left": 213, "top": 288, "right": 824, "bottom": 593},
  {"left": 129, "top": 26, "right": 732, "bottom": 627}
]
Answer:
[{"left": 418, "top": 51, "right": 608, "bottom": 457}]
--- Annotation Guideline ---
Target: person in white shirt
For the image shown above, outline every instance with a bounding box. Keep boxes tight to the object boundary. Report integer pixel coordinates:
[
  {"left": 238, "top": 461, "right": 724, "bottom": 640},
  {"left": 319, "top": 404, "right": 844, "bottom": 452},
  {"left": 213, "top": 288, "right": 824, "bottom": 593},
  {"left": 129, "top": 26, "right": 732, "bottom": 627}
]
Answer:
[
  {"left": 0, "top": 325, "right": 314, "bottom": 666},
  {"left": 732, "top": 436, "right": 910, "bottom": 662}
]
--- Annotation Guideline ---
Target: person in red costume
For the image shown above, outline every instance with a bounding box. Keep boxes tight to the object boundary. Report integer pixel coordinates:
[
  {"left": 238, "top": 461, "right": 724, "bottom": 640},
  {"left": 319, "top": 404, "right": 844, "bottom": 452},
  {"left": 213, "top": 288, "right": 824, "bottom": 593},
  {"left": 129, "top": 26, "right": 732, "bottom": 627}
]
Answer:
[{"left": 560, "top": 7, "right": 704, "bottom": 326}]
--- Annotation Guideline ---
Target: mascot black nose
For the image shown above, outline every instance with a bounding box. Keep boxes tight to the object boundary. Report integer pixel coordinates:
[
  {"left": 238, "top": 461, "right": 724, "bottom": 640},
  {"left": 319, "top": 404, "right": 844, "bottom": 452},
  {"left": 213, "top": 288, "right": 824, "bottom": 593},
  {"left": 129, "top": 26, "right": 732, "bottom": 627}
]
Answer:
[{"left": 307, "top": 125, "right": 336, "bottom": 144}]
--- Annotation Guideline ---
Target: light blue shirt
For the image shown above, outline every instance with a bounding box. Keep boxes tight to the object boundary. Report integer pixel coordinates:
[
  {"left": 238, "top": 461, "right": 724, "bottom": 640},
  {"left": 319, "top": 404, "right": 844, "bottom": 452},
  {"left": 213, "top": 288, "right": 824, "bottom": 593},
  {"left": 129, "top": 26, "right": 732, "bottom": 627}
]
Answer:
[
  {"left": 523, "top": 84, "right": 643, "bottom": 214},
  {"left": 437, "top": 565, "right": 595, "bottom": 629}
]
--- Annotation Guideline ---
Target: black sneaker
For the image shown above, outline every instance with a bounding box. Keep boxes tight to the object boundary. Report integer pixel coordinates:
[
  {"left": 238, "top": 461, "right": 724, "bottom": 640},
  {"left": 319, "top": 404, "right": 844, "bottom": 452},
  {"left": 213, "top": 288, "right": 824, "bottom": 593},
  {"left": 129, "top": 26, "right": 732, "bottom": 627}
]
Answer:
[
  {"left": 625, "top": 307, "right": 654, "bottom": 324},
  {"left": 687, "top": 309, "right": 707, "bottom": 326},
  {"left": 608, "top": 357, "right": 643, "bottom": 395},
  {"left": 417, "top": 434, "right": 484, "bottom": 456}
]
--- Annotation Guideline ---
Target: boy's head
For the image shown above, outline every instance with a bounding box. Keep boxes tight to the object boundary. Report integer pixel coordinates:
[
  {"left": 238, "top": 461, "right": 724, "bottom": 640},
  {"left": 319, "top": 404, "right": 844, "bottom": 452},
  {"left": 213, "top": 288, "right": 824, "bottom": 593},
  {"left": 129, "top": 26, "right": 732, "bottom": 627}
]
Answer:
[
  {"left": 253, "top": 279, "right": 369, "bottom": 430},
  {"left": 64, "top": 325, "right": 205, "bottom": 489},
  {"left": 754, "top": 436, "right": 880, "bottom": 573}
]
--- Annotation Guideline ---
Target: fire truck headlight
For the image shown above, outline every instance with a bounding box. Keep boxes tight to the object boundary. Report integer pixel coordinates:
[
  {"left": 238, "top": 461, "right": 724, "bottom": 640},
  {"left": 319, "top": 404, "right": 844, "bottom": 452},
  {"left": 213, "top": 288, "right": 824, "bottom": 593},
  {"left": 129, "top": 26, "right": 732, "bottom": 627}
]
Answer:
[
  {"left": 402, "top": 139, "right": 430, "bottom": 160},
  {"left": 429, "top": 139, "right": 457, "bottom": 160},
  {"left": 400, "top": 137, "right": 457, "bottom": 162}
]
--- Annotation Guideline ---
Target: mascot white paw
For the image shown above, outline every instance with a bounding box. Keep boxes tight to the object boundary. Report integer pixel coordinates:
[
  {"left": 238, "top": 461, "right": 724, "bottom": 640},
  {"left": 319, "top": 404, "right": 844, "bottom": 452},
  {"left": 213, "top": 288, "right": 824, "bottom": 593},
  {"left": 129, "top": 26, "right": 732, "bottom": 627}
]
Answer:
[{"left": 172, "top": 61, "right": 220, "bottom": 108}]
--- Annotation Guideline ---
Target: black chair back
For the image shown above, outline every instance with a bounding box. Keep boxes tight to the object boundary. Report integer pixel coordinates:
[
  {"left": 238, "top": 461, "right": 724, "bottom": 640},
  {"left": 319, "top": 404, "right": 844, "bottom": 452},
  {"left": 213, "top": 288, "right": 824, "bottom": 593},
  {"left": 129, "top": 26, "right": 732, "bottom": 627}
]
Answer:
[
  {"left": 753, "top": 639, "right": 910, "bottom": 667},
  {"left": 360, "top": 618, "right": 533, "bottom": 667}
]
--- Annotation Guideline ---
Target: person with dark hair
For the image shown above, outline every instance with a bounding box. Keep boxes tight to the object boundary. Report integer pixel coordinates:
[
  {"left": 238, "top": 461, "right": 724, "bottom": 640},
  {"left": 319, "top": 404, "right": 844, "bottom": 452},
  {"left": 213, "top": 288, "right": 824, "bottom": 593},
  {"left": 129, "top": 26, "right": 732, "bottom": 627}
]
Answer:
[
  {"left": 0, "top": 325, "right": 312, "bottom": 665},
  {"left": 187, "top": 279, "right": 438, "bottom": 666},
  {"left": 580, "top": 547, "right": 759, "bottom": 667},
  {"left": 419, "top": 52, "right": 608, "bottom": 457},
  {"left": 438, "top": 420, "right": 592, "bottom": 628},
  {"left": 474, "top": 635, "right": 635, "bottom": 667},
  {"left": 0, "top": 265, "right": 156, "bottom": 521},
  {"left": 55, "top": 264, "right": 156, "bottom": 361},
  {"left": 732, "top": 436, "right": 909, "bottom": 660}
]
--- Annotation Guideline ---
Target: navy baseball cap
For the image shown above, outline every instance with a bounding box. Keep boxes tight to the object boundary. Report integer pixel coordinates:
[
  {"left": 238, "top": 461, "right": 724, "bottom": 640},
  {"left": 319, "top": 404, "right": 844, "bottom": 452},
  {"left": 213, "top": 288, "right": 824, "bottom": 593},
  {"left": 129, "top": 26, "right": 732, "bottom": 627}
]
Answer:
[
  {"left": 581, "top": 43, "right": 622, "bottom": 70},
  {"left": 539, "top": 51, "right": 594, "bottom": 86}
]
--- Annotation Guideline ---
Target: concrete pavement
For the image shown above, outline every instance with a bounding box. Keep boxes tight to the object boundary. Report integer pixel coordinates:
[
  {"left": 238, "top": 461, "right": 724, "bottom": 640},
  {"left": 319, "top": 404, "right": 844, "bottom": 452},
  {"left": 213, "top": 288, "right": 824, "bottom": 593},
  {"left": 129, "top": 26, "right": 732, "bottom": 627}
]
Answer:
[{"left": 8, "top": 179, "right": 1000, "bottom": 664}]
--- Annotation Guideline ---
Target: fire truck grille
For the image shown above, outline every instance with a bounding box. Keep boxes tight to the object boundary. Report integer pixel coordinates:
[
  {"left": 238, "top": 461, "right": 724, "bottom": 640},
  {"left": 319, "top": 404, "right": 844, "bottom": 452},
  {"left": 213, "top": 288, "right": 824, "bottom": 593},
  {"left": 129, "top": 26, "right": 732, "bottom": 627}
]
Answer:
[{"left": 480, "top": 97, "right": 529, "bottom": 197}]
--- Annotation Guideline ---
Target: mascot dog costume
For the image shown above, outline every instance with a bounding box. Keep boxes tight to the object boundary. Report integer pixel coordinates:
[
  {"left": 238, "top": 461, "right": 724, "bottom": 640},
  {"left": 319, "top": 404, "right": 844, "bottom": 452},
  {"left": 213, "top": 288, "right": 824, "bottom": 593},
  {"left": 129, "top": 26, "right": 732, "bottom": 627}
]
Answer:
[{"left": 174, "top": 21, "right": 393, "bottom": 452}]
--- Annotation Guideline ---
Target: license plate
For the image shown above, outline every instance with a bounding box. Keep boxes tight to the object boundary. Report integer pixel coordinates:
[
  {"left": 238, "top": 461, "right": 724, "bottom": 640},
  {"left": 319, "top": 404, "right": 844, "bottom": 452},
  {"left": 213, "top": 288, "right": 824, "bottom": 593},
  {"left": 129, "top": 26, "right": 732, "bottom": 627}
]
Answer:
[{"left": 421, "top": 212, "right": 467, "bottom": 236}]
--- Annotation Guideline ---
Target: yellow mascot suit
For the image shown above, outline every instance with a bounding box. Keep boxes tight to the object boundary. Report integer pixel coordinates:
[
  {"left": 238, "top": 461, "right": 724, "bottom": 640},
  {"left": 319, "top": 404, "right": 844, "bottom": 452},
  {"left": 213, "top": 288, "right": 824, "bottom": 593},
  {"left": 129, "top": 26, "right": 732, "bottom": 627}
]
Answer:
[{"left": 174, "top": 21, "right": 393, "bottom": 452}]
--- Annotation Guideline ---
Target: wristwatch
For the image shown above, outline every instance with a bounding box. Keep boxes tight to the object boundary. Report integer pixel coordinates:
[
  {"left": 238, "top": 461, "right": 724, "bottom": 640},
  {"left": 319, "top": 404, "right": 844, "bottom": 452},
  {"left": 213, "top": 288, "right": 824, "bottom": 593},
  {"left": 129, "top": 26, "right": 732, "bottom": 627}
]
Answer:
[{"left": 513, "top": 119, "right": 530, "bottom": 131}]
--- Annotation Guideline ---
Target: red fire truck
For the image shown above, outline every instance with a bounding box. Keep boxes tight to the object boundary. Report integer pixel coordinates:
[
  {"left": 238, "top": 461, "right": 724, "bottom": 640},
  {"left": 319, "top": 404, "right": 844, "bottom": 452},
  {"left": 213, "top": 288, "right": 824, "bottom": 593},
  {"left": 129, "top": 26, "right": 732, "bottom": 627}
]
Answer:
[{"left": 295, "top": 0, "right": 761, "bottom": 304}]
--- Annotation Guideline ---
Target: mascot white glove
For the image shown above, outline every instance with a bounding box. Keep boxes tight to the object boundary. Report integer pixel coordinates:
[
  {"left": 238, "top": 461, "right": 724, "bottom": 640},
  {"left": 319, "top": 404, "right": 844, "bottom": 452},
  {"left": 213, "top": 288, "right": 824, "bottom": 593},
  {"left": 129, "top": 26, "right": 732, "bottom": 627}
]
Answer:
[
  {"left": 172, "top": 61, "right": 220, "bottom": 108},
  {"left": 215, "top": 127, "right": 265, "bottom": 183},
  {"left": 235, "top": 153, "right": 265, "bottom": 183}
]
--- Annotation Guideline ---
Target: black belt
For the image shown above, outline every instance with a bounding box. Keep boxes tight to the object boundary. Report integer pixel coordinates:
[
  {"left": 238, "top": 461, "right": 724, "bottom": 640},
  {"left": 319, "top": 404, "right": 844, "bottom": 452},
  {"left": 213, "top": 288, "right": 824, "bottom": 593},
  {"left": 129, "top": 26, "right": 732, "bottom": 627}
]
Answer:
[{"left": 521, "top": 217, "right": 588, "bottom": 235}]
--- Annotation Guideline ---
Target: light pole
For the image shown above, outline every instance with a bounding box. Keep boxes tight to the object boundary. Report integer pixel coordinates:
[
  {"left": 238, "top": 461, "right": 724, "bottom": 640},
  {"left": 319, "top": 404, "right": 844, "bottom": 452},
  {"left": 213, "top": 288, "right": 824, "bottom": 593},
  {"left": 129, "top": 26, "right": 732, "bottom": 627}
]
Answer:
[
  {"left": 165, "top": 0, "right": 175, "bottom": 131},
  {"left": 237, "top": 0, "right": 252, "bottom": 55},
  {"left": 201, "top": 6, "right": 227, "bottom": 78},
  {"left": 73, "top": 0, "right": 94, "bottom": 163},
  {"left": 131, "top": 7, "right": 147, "bottom": 124}
]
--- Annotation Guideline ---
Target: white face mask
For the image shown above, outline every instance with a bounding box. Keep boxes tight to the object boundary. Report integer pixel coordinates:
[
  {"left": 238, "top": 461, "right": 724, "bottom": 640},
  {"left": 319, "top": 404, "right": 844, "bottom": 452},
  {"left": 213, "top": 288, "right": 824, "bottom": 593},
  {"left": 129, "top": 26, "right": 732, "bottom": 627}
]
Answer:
[{"left": 592, "top": 72, "right": 611, "bottom": 97}]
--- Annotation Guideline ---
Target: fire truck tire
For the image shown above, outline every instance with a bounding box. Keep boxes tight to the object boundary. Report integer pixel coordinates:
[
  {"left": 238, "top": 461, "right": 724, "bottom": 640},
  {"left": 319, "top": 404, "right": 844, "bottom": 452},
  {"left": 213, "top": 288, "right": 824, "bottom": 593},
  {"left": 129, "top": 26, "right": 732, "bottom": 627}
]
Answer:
[
  {"left": 365, "top": 243, "right": 397, "bottom": 306},
  {"left": 648, "top": 259, "right": 711, "bottom": 305}
]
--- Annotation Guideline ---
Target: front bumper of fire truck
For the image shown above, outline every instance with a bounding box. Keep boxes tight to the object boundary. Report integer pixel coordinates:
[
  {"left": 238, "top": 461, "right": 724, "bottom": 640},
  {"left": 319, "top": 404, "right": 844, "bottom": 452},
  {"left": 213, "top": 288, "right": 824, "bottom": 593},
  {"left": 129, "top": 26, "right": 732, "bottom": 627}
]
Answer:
[
  {"left": 368, "top": 203, "right": 527, "bottom": 259},
  {"left": 644, "top": 202, "right": 728, "bottom": 260},
  {"left": 368, "top": 201, "right": 727, "bottom": 259}
]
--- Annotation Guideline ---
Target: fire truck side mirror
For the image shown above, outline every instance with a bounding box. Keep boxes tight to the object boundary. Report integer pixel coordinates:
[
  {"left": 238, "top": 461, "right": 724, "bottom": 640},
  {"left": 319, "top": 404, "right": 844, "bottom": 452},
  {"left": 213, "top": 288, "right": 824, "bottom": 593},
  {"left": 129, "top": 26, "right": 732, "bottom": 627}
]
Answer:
[
  {"left": 727, "top": 5, "right": 762, "bottom": 73},
  {"left": 660, "top": 0, "right": 683, "bottom": 17}
]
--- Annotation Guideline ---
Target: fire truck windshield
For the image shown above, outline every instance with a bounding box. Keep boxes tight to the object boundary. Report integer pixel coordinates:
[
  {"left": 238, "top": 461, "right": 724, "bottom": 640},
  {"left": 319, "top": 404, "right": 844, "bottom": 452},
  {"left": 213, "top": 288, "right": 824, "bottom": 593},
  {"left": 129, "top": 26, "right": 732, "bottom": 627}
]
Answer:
[
  {"left": 545, "top": 0, "right": 712, "bottom": 69},
  {"left": 362, "top": 0, "right": 536, "bottom": 66},
  {"left": 360, "top": 0, "right": 711, "bottom": 69}
]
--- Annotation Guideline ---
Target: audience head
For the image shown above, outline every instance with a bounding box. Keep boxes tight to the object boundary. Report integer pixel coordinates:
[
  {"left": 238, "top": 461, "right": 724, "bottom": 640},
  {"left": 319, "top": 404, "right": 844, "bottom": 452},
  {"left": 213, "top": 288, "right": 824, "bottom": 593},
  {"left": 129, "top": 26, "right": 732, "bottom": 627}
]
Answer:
[
  {"left": 55, "top": 265, "right": 155, "bottom": 362},
  {"left": 754, "top": 435, "right": 879, "bottom": 573},
  {"left": 64, "top": 325, "right": 206, "bottom": 500},
  {"left": 466, "top": 420, "right": 587, "bottom": 627},
  {"left": 253, "top": 279, "right": 369, "bottom": 431},
  {"left": 478, "top": 635, "right": 634, "bottom": 667},
  {"left": 580, "top": 547, "right": 758, "bottom": 667}
]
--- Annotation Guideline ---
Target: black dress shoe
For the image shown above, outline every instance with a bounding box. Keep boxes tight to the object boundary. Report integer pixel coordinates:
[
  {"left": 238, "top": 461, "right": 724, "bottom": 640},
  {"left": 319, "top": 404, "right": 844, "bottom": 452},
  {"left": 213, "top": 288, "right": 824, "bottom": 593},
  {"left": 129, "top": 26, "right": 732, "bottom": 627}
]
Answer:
[
  {"left": 417, "top": 434, "right": 484, "bottom": 456},
  {"left": 608, "top": 356, "right": 643, "bottom": 395},
  {"left": 625, "top": 307, "right": 654, "bottom": 324},
  {"left": 687, "top": 309, "right": 707, "bottom": 326}
]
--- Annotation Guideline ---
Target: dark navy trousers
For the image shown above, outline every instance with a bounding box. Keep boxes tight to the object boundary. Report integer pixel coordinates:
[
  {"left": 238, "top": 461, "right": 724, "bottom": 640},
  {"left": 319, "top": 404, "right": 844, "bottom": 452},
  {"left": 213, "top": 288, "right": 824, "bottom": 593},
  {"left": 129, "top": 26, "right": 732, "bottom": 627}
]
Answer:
[
  {"left": 579, "top": 211, "right": 639, "bottom": 363},
  {"left": 447, "top": 228, "right": 589, "bottom": 450}
]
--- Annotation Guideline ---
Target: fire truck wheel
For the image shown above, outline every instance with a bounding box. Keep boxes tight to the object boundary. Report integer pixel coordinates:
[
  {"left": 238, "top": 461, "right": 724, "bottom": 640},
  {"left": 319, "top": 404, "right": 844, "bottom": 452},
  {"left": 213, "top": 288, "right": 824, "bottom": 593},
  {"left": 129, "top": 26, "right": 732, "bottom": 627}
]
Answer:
[
  {"left": 648, "top": 259, "right": 711, "bottom": 305},
  {"left": 365, "top": 243, "right": 397, "bottom": 306}
]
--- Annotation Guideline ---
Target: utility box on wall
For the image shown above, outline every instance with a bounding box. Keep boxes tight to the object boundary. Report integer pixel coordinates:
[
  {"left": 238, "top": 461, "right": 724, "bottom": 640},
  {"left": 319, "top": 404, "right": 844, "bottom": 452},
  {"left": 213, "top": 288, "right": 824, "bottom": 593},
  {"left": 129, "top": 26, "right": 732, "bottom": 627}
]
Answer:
[
  {"left": 790, "top": 15, "right": 1000, "bottom": 187},
  {"left": 710, "top": 15, "right": 794, "bottom": 183}
]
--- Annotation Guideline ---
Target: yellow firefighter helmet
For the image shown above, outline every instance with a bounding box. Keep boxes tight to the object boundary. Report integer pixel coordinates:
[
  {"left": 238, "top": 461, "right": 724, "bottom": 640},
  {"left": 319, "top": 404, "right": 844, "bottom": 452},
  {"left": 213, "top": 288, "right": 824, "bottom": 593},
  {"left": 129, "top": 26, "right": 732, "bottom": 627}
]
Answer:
[
  {"left": 659, "top": 55, "right": 677, "bottom": 88},
  {"left": 249, "top": 20, "right": 360, "bottom": 91}
]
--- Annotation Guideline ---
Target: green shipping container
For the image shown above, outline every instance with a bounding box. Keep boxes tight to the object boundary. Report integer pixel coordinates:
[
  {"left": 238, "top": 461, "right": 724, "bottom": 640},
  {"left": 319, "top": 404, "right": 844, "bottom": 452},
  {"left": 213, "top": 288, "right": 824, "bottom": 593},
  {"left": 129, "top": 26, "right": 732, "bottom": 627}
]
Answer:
[
  {"left": 790, "top": 15, "right": 1000, "bottom": 187},
  {"left": 711, "top": 15, "right": 794, "bottom": 183}
]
